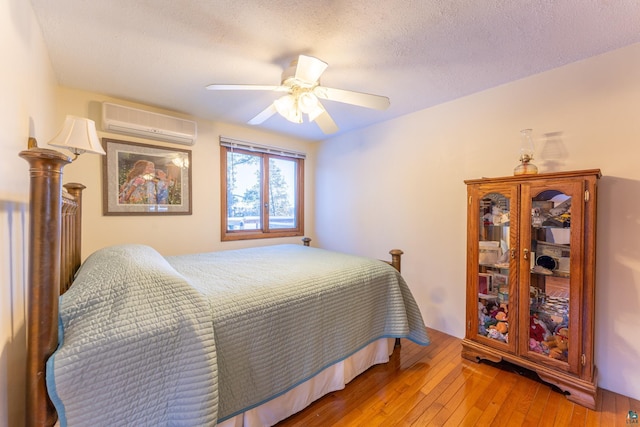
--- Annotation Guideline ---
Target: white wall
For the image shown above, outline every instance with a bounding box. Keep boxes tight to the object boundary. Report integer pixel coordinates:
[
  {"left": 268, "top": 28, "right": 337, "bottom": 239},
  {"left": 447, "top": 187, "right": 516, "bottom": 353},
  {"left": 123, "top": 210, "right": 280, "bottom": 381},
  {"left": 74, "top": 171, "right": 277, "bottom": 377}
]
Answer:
[
  {"left": 315, "top": 43, "right": 640, "bottom": 400},
  {"left": 0, "top": 1, "right": 59, "bottom": 426}
]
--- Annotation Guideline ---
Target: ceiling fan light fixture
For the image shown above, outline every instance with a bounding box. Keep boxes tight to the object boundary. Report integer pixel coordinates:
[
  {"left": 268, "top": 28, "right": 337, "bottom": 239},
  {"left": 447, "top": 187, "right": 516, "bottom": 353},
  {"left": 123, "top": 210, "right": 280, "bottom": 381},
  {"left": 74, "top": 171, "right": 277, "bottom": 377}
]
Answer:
[
  {"left": 274, "top": 95, "right": 302, "bottom": 123},
  {"left": 298, "top": 92, "right": 318, "bottom": 114}
]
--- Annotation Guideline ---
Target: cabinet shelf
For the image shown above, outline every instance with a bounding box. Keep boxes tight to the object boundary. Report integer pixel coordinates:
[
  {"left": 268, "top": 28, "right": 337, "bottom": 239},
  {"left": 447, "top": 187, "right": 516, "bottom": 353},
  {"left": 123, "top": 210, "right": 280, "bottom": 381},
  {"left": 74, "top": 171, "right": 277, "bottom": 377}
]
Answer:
[
  {"left": 479, "top": 263, "right": 509, "bottom": 269},
  {"left": 530, "top": 270, "right": 570, "bottom": 279}
]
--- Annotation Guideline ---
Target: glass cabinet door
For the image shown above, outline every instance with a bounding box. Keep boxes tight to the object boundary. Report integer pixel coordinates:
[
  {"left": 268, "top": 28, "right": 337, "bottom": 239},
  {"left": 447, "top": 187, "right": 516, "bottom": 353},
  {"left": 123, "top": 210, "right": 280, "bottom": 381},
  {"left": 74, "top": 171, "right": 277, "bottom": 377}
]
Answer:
[
  {"left": 520, "top": 180, "right": 583, "bottom": 374},
  {"left": 470, "top": 184, "right": 518, "bottom": 353}
]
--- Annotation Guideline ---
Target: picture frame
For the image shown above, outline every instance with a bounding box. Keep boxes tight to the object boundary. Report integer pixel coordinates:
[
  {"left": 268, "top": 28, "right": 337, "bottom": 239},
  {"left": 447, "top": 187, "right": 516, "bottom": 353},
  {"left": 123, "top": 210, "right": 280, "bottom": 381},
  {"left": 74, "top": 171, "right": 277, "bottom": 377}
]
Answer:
[{"left": 102, "top": 138, "right": 192, "bottom": 215}]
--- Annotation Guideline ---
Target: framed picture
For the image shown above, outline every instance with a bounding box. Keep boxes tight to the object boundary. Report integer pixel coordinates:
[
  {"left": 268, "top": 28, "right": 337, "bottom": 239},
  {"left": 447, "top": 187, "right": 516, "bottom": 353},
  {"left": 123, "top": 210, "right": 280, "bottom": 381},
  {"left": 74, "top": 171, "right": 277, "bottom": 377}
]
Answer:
[{"left": 102, "top": 138, "right": 192, "bottom": 215}]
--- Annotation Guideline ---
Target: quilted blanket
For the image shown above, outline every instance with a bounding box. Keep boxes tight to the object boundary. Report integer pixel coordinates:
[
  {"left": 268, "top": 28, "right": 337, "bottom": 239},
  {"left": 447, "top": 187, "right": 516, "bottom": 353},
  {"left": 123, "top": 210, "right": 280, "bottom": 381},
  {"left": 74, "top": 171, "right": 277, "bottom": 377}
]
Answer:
[
  {"left": 47, "top": 245, "right": 218, "bottom": 426},
  {"left": 166, "top": 244, "right": 429, "bottom": 421},
  {"left": 47, "top": 244, "right": 429, "bottom": 426}
]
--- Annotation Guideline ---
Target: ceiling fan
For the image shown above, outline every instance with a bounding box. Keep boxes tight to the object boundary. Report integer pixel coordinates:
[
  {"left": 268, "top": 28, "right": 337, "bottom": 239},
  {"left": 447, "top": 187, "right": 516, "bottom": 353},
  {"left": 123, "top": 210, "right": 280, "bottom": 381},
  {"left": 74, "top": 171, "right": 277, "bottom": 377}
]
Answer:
[{"left": 206, "top": 55, "right": 390, "bottom": 134}]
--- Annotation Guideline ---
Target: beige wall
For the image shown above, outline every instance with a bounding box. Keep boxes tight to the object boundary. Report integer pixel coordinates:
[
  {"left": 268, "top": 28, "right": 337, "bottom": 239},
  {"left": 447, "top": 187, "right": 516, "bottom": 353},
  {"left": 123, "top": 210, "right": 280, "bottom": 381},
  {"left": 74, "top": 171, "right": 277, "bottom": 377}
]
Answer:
[
  {"left": 1, "top": 1, "right": 60, "bottom": 426},
  {"left": 315, "top": 43, "right": 640, "bottom": 401},
  {"left": 56, "top": 89, "right": 317, "bottom": 258}
]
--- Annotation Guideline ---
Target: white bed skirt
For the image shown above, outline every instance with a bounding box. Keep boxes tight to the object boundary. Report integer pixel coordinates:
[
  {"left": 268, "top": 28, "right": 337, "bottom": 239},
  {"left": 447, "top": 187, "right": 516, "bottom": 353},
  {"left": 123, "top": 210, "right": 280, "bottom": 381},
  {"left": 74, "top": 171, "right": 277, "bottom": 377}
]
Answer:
[{"left": 218, "top": 338, "right": 395, "bottom": 427}]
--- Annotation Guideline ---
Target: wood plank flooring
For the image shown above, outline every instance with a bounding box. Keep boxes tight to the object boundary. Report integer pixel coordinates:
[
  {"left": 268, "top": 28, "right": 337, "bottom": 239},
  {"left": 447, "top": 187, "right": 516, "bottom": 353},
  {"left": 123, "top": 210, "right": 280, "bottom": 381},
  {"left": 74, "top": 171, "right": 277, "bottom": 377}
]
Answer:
[{"left": 276, "top": 328, "right": 639, "bottom": 426}]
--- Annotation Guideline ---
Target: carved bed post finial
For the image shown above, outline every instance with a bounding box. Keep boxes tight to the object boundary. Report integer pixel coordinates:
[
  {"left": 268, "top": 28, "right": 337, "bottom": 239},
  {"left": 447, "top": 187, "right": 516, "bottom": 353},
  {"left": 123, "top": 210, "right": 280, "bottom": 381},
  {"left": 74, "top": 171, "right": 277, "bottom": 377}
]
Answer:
[
  {"left": 302, "top": 237, "right": 311, "bottom": 246},
  {"left": 20, "top": 147, "right": 71, "bottom": 427}
]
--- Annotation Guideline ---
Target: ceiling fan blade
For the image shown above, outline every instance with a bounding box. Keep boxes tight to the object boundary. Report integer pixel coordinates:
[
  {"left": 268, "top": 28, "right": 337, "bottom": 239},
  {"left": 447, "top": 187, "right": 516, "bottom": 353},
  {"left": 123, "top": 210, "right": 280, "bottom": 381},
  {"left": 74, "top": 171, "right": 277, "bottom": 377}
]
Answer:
[
  {"left": 294, "top": 55, "right": 328, "bottom": 84},
  {"left": 313, "top": 109, "right": 339, "bottom": 134},
  {"left": 248, "top": 103, "right": 277, "bottom": 125},
  {"left": 314, "top": 86, "right": 390, "bottom": 110},
  {"left": 206, "top": 84, "right": 287, "bottom": 92}
]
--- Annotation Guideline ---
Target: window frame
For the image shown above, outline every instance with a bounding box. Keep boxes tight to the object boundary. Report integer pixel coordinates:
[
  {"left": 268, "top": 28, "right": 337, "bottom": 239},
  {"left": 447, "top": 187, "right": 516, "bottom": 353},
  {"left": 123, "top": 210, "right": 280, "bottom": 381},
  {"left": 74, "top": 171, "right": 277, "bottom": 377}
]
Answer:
[{"left": 220, "top": 144, "right": 304, "bottom": 241}]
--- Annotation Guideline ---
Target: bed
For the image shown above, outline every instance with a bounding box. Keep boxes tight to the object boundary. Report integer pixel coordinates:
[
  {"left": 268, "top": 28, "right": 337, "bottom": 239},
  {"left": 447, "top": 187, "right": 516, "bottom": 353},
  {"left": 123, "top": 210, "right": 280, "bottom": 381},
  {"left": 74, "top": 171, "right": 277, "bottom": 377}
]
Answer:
[{"left": 21, "top": 146, "right": 429, "bottom": 427}]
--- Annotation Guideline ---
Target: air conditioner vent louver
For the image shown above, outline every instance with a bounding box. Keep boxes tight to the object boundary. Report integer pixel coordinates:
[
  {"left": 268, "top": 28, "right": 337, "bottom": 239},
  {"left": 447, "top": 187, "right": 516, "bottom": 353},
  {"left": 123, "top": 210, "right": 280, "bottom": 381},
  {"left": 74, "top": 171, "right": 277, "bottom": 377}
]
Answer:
[{"left": 101, "top": 102, "right": 197, "bottom": 145}]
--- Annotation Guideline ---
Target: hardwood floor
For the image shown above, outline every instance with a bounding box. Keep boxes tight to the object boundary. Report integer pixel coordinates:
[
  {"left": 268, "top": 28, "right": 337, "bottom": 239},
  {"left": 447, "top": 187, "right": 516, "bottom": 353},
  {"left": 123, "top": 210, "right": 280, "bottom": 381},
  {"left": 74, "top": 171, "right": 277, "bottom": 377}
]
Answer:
[{"left": 276, "top": 328, "right": 639, "bottom": 426}]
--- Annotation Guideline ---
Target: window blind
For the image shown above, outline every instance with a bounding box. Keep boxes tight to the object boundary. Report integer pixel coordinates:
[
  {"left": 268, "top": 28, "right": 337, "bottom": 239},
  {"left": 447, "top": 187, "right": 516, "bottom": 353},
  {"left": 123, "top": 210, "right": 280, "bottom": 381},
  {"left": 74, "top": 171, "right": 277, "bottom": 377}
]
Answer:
[{"left": 219, "top": 136, "right": 306, "bottom": 159}]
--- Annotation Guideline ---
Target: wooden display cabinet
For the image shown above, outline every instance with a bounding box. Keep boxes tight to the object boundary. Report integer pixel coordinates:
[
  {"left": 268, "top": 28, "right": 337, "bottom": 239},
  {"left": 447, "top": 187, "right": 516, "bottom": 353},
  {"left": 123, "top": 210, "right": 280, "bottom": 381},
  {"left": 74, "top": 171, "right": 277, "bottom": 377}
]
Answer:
[{"left": 461, "top": 169, "right": 601, "bottom": 409}]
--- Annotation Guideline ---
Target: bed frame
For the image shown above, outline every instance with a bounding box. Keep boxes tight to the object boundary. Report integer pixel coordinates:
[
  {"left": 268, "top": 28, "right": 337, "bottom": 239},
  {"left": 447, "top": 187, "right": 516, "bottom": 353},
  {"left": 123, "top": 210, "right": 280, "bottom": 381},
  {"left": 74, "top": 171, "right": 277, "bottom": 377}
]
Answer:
[{"left": 20, "top": 146, "right": 404, "bottom": 427}]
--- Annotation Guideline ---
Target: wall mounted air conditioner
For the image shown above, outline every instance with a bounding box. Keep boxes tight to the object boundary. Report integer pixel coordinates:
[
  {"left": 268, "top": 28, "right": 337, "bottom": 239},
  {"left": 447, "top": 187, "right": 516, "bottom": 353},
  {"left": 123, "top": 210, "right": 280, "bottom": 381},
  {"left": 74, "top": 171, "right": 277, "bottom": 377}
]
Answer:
[{"left": 101, "top": 102, "right": 197, "bottom": 146}]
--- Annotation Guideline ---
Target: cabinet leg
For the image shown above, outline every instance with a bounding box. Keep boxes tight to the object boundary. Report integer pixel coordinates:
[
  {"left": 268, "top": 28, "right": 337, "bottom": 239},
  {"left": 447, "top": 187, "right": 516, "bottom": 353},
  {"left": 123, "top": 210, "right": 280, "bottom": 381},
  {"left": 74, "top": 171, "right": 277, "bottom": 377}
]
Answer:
[
  {"left": 536, "top": 367, "right": 598, "bottom": 410},
  {"left": 461, "top": 339, "right": 597, "bottom": 410},
  {"left": 461, "top": 340, "right": 503, "bottom": 364}
]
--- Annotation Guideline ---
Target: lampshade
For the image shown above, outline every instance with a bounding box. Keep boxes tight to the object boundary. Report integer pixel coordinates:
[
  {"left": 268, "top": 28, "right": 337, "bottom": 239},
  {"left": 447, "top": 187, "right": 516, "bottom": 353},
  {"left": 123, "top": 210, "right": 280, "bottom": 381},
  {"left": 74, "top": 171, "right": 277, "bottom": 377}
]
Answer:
[
  {"left": 513, "top": 128, "right": 538, "bottom": 175},
  {"left": 274, "top": 95, "right": 302, "bottom": 123},
  {"left": 518, "top": 128, "right": 535, "bottom": 160},
  {"left": 297, "top": 92, "right": 326, "bottom": 122},
  {"left": 297, "top": 92, "right": 318, "bottom": 114},
  {"left": 48, "top": 115, "right": 106, "bottom": 157}
]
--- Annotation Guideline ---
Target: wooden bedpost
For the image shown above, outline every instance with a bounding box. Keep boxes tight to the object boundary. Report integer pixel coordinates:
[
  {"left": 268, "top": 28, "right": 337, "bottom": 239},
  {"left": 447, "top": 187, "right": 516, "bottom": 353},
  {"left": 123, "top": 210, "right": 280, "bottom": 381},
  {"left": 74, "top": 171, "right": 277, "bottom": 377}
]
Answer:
[
  {"left": 389, "top": 249, "right": 403, "bottom": 273},
  {"left": 20, "top": 147, "right": 71, "bottom": 427},
  {"left": 388, "top": 249, "right": 404, "bottom": 348},
  {"left": 302, "top": 237, "right": 311, "bottom": 246}
]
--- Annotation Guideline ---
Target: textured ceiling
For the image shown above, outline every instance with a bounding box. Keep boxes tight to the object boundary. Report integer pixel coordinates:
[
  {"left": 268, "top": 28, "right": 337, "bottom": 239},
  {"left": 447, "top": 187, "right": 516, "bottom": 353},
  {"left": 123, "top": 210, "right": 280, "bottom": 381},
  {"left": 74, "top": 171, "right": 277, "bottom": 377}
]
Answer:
[{"left": 30, "top": 0, "right": 640, "bottom": 141}]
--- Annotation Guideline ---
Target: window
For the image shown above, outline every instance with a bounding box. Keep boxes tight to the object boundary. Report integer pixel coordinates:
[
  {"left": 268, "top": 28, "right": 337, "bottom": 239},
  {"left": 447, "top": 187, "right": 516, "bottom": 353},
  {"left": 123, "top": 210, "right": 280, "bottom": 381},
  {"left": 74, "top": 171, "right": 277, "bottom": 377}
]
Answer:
[{"left": 220, "top": 137, "right": 304, "bottom": 241}]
